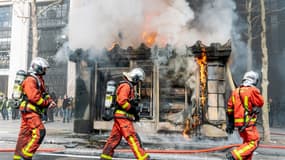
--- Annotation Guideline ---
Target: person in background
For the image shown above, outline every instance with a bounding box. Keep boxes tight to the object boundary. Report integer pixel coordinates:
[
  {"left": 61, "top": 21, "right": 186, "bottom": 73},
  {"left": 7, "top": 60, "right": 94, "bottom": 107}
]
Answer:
[
  {"left": 47, "top": 91, "right": 57, "bottom": 122},
  {"left": 11, "top": 98, "right": 20, "bottom": 120},
  {"left": 14, "top": 57, "right": 56, "bottom": 160},
  {"left": 62, "top": 94, "right": 72, "bottom": 123},
  {"left": 225, "top": 71, "right": 264, "bottom": 160},
  {"left": 0, "top": 94, "right": 3, "bottom": 120},
  {"left": 1, "top": 97, "right": 9, "bottom": 120}
]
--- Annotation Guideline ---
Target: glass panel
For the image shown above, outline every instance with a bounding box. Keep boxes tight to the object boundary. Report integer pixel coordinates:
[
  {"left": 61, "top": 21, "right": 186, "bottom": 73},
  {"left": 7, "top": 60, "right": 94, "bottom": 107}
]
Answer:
[
  {"left": 208, "top": 94, "right": 225, "bottom": 107},
  {"left": 37, "top": 2, "right": 69, "bottom": 28},
  {"left": 159, "top": 67, "right": 188, "bottom": 122},
  {"left": 0, "top": 5, "right": 12, "bottom": 69},
  {"left": 207, "top": 64, "right": 225, "bottom": 80},
  {"left": 208, "top": 80, "right": 225, "bottom": 93},
  {"left": 28, "top": 1, "right": 70, "bottom": 96}
]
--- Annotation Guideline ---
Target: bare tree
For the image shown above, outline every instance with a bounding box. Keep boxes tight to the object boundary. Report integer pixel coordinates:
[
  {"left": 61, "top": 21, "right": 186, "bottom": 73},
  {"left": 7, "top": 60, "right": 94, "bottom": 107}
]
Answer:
[
  {"left": 31, "top": 0, "right": 38, "bottom": 59},
  {"left": 246, "top": 0, "right": 253, "bottom": 70},
  {"left": 260, "top": 0, "right": 270, "bottom": 143}
]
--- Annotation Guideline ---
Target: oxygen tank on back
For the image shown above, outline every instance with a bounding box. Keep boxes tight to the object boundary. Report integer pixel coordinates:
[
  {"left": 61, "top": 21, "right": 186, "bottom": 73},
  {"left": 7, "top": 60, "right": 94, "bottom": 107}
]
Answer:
[
  {"left": 12, "top": 70, "right": 27, "bottom": 101},
  {"left": 102, "top": 80, "right": 116, "bottom": 121},
  {"left": 105, "top": 80, "right": 116, "bottom": 108}
]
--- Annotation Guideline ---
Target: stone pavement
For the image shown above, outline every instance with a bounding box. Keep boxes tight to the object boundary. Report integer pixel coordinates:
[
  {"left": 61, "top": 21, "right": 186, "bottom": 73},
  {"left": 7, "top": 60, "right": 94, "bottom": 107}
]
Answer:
[{"left": 1, "top": 119, "right": 285, "bottom": 159}]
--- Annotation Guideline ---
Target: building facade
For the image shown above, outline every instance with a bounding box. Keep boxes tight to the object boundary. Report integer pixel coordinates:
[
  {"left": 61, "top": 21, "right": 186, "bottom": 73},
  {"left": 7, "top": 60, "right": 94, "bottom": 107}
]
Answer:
[{"left": 0, "top": 0, "right": 70, "bottom": 98}]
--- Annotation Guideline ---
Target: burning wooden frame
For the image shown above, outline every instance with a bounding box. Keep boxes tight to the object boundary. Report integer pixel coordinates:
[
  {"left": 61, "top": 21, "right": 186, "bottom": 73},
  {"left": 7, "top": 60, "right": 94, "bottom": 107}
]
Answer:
[{"left": 70, "top": 41, "right": 231, "bottom": 138}]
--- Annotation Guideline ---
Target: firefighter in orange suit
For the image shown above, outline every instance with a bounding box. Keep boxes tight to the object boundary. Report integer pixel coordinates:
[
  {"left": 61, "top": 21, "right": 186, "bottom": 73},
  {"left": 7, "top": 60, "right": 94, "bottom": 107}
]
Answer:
[
  {"left": 100, "top": 68, "right": 150, "bottom": 160},
  {"left": 225, "top": 71, "right": 264, "bottom": 160},
  {"left": 14, "top": 57, "right": 56, "bottom": 160}
]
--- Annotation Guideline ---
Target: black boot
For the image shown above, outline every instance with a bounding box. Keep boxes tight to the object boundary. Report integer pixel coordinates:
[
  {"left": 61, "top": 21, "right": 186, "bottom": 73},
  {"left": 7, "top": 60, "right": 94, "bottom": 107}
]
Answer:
[{"left": 225, "top": 152, "right": 235, "bottom": 160}]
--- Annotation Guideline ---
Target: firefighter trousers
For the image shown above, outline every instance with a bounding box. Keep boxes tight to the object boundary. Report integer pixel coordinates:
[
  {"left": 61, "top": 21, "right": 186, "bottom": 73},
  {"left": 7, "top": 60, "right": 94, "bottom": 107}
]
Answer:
[
  {"left": 13, "top": 112, "right": 46, "bottom": 160},
  {"left": 100, "top": 118, "right": 149, "bottom": 160},
  {"left": 231, "top": 125, "right": 259, "bottom": 160}
]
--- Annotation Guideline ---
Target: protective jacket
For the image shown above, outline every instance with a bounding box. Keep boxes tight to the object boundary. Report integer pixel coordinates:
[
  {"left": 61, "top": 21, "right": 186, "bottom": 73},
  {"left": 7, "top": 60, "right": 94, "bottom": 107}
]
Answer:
[
  {"left": 227, "top": 86, "right": 264, "bottom": 160},
  {"left": 100, "top": 81, "right": 149, "bottom": 160},
  {"left": 113, "top": 81, "right": 136, "bottom": 120},
  {"left": 14, "top": 74, "right": 52, "bottom": 160},
  {"left": 227, "top": 86, "right": 264, "bottom": 127}
]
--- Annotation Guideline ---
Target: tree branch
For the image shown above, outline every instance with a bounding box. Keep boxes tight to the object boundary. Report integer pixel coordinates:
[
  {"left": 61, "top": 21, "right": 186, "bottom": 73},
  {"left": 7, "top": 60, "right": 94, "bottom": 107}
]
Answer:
[{"left": 37, "top": 0, "right": 63, "bottom": 16}]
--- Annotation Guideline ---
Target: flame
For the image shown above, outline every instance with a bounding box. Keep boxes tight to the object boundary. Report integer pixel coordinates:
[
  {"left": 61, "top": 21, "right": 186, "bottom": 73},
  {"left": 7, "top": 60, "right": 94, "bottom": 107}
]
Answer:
[
  {"left": 182, "top": 49, "right": 207, "bottom": 139},
  {"left": 182, "top": 118, "right": 191, "bottom": 139},
  {"left": 182, "top": 115, "right": 201, "bottom": 139},
  {"left": 196, "top": 48, "right": 207, "bottom": 107},
  {"left": 142, "top": 31, "right": 157, "bottom": 47},
  {"left": 108, "top": 42, "right": 119, "bottom": 51}
]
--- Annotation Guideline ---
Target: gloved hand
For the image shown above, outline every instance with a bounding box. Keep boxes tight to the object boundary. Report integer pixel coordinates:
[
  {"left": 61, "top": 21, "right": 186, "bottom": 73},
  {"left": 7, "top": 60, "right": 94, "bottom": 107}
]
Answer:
[
  {"left": 226, "top": 114, "right": 234, "bottom": 134},
  {"left": 226, "top": 125, "right": 234, "bottom": 134},
  {"left": 128, "top": 106, "right": 140, "bottom": 114},
  {"left": 128, "top": 106, "right": 140, "bottom": 122},
  {"left": 130, "top": 98, "right": 140, "bottom": 107},
  {"left": 252, "top": 107, "right": 261, "bottom": 115},
  {"left": 134, "top": 113, "right": 140, "bottom": 122}
]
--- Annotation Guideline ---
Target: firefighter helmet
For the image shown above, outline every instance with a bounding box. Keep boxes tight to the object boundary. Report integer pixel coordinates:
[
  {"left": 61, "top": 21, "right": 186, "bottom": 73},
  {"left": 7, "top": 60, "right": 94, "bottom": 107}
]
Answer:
[
  {"left": 123, "top": 68, "right": 145, "bottom": 84},
  {"left": 241, "top": 71, "right": 259, "bottom": 86},
  {"left": 29, "top": 57, "right": 50, "bottom": 75}
]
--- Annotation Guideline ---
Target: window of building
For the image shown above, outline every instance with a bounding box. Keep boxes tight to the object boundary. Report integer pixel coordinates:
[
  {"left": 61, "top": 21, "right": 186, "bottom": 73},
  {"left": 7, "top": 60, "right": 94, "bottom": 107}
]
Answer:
[
  {"left": 0, "top": 5, "right": 12, "bottom": 69},
  {"left": 28, "top": 0, "right": 69, "bottom": 96}
]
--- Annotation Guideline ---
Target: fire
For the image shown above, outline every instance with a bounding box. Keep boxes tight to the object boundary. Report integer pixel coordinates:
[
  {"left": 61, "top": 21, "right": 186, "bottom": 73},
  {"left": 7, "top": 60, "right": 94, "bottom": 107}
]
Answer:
[
  {"left": 196, "top": 48, "right": 207, "bottom": 106},
  {"left": 142, "top": 31, "right": 157, "bottom": 47},
  {"left": 182, "top": 48, "right": 207, "bottom": 139},
  {"left": 108, "top": 42, "right": 119, "bottom": 51},
  {"left": 182, "top": 115, "right": 201, "bottom": 139},
  {"left": 182, "top": 118, "right": 191, "bottom": 139}
]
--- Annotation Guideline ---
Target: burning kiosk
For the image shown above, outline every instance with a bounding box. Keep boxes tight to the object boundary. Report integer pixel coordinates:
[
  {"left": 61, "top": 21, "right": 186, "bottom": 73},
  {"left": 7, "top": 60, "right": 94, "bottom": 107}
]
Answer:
[{"left": 70, "top": 41, "right": 231, "bottom": 138}]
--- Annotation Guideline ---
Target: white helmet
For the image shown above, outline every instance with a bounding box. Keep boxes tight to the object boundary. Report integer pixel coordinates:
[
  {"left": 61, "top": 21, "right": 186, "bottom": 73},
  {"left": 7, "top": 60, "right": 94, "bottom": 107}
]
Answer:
[
  {"left": 241, "top": 71, "right": 259, "bottom": 86},
  {"left": 29, "top": 57, "right": 50, "bottom": 75},
  {"left": 123, "top": 68, "right": 145, "bottom": 84}
]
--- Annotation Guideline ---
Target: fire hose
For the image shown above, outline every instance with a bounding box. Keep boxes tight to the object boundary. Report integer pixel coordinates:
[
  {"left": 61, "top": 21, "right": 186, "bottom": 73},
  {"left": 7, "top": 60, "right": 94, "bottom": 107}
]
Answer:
[
  {"left": 0, "top": 148, "right": 63, "bottom": 152},
  {"left": 1, "top": 144, "right": 285, "bottom": 153},
  {"left": 1, "top": 131, "right": 285, "bottom": 154},
  {"left": 114, "top": 143, "right": 285, "bottom": 154}
]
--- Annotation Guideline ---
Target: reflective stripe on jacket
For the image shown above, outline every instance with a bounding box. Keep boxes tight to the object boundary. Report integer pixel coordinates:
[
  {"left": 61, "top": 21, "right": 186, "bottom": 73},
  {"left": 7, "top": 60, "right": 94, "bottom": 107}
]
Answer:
[
  {"left": 227, "top": 86, "right": 264, "bottom": 127},
  {"left": 19, "top": 101, "right": 45, "bottom": 114}
]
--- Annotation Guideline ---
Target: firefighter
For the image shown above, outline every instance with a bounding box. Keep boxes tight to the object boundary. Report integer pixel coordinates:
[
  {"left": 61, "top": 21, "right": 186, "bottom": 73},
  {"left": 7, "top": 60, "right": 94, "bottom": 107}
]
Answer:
[
  {"left": 100, "top": 68, "right": 150, "bottom": 160},
  {"left": 13, "top": 57, "right": 56, "bottom": 160},
  {"left": 225, "top": 71, "right": 264, "bottom": 160}
]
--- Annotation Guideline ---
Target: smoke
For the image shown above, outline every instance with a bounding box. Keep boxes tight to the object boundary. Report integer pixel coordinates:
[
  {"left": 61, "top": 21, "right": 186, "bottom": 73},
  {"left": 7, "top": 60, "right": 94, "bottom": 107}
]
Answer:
[
  {"left": 58, "top": 0, "right": 238, "bottom": 118},
  {"left": 186, "top": 0, "right": 236, "bottom": 45},
  {"left": 67, "top": 0, "right": 236, "bottom": 51}
]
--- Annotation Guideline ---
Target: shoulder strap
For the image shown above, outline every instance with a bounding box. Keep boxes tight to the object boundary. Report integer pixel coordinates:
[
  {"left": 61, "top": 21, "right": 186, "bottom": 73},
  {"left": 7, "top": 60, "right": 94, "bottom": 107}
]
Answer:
[
  {"left": 27, "top": 73, "right": 41, "bottom": 89},
  {"left": 118, "top": 80, "right": 133, "bottom": 95},
  {"left": 118, "top": 80, "right": 133, "bottom": 88},
  {"left": 238, "top": 87, "right": 249, "bottom": 112},
  {"left": 238, "top": 87, "right": 250, "bottom": 127}
]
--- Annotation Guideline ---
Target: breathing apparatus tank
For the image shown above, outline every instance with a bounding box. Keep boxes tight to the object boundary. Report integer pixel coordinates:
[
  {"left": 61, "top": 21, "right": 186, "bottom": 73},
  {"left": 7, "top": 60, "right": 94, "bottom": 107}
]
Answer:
[
  {"left": 12, "top": 70, "right": 27, "bottom": 103},
  {"left": 102, "top": 80, "right": 116, "bottom": 121}
]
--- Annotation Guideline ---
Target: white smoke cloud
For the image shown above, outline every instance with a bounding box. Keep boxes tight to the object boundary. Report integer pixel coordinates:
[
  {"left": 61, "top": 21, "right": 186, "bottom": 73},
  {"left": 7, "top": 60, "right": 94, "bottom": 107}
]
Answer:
[
  {"left": 187, "top": 0, "right": 236, "bottom": 45},
  {"left": 63, "top": 0, "right": 238, "bottom": 122},
  {"left": 67, "top": 0, "right": 236, "bottom": 52},
  {"left": 66, "top": 2, "right": 235, "bottom": 93}
]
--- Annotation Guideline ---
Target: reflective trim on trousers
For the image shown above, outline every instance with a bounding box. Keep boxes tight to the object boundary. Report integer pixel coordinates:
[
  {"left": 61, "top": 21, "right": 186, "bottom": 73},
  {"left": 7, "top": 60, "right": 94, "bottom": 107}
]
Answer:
[
  {"left": 13, "top": 155, "right": 22, "bottom": 160},
  {"left": 232, "top": 141, "right": 255, "bottom": 160},
  {"left": 129, "top": 135, "right": 149, "bottom": 160},
  {"left": 21, "top": 128, "right": 37, "bottom": 158},
  {"left": 100, "top": 153, "right": 112, "bottom": 160}
]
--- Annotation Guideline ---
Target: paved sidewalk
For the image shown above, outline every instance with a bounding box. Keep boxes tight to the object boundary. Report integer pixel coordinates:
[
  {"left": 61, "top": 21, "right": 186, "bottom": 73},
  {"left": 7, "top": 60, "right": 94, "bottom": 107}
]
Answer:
[
  {"left": 1, "top": 119, "right": 285, "bottom": 160},
  {"left": 0, "top": 118, "right": 75, "bottom": 150}
]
